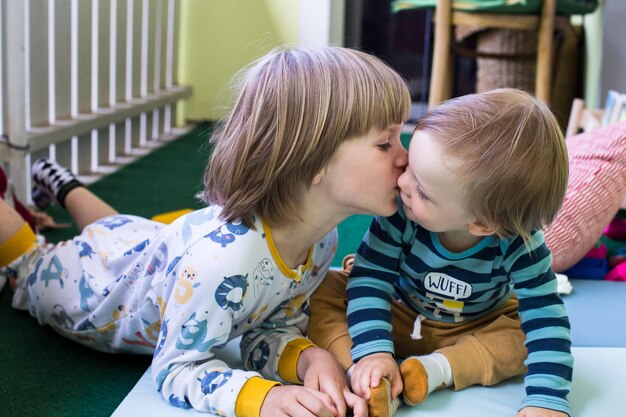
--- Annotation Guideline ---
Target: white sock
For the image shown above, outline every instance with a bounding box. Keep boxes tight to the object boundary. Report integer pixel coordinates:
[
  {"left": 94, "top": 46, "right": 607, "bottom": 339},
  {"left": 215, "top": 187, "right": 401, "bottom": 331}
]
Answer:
[{"left": 417, "top": 353, "right": 453, "bottom": 393}]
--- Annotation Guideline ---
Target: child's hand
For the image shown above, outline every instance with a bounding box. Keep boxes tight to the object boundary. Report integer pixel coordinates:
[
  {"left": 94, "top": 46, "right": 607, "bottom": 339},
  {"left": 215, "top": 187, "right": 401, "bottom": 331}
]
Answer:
[
  {"left": 299, "top": 346, "right": 367, "bottom": 417},
  {"left": 515, "top": 406, "right": 569, "bottom": 417},
  {"left": 351, "top": 352, "right": 403, "bottom": 400},
  {"left": 261, "top": 385, "right": 337, "bottom": 417}
]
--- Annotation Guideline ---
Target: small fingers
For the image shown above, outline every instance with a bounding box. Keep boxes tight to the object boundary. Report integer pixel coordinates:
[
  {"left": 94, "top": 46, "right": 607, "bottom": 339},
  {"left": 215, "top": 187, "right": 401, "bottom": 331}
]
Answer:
[
  {"left": 390, "top": 374, "right": 403, "bottom": 399},
  {"left": 325, "top": 384, "right": 347, "bottom": 417},
  {"left": 306, "top": 389, "right": 337, "bottom": 417},
  {"left": 369, "top": 367, "right": 383, "bottom": 389},
  {"left": 344, "top": 389, "right": 368, "bottom": 417},
  {"left": 351, "top": 370, "right": 371, "bottom": 399}
]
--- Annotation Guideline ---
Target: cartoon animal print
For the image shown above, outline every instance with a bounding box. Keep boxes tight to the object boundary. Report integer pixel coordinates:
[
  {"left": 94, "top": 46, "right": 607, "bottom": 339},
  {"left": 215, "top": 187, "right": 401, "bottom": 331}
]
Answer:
[
  {"left": 168, "top": 394, "right": 192, "bottom": 409},
  {"left": 206, "top": 220, "right": 251, "bottom": 248},
  {"left": 175, "top": 313, "right": 226, "bottom": 352},
  {"left": 215, "top": 274, "right": 249, "bottom": 313},
  {"left": 281, "top": 293, "right": 307, "bottom": 318},
  {"left": 96, "top": 305, "right": 126, "bottom": 334},
  {"left": 122, "top": 331, "right": 156, "bottom": 349},
  {"left": 225, "top": 219, "right": 250, "bottom": 236},
  {"left": 252, "top": 258, "right": 274, "bottom": 296},
  {"left": 26, "top": 258, "right": 44, "bottom": 287},
  {"left": 155, "top": 368, "right": 169, "bottom": 390},
  {"left": 154, "top": 320, "right": 168, "bottom": 357},
  {"left": 96, "top": 215, "right": 132, "bottom": 230},
  {"left": 40, "top": 256, "right": 68, "bottom": 288},
  {"left": 246, "top": 305, "right": 268, "bottom": 326},
  {"left": 146, "top": 242, "right": 168, "bottom": 276},
  {"left": 75, "top": 241, "right": 96, "bottom": 258},
  {"left": 166, "top": 256, "right": 182, "bottom": 277},
  {"left": 174, "top": 266, "right": 200, "bottom": 305},
  {"left": 75, "top": 318, "right": 96, "bottom": 331},
  {"left": 197, "top": 370, "right": 233, "bottom": 395},
  {"left": 123, "top": 239, "right": 149, "bottom": 256},
  {"left": 102, "top": 275, "right": 124, "bottom": 297},
  {"left": 51, "top": 304, "right": 74, "bottom": 330},
  {"left": 117, "top": 262, "right": 145, "bottom": 293},
  {"left": 247, "top": 341, "right": 270, "bottom": 371},
  {"left": 181, "top": 207, "right": 217, "bottom": 245},
  {"left": 207, "top": 229, "right": 235, "bottom": 247},
  {"left": 78, "top": 273, "right": 96, "bottom": 312},
  {"left": 143, "top": 317, "right": 162, "bottom": 344}
]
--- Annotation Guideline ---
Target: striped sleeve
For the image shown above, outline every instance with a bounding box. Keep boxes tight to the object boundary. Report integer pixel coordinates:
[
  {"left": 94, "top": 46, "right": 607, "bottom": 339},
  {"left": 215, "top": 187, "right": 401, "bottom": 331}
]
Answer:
[
  {"left": 347, "top": 212, "right": 408, "bottom": 361},
  {"left": 505, "top": 230, "right": 573, "bottom": 415}
]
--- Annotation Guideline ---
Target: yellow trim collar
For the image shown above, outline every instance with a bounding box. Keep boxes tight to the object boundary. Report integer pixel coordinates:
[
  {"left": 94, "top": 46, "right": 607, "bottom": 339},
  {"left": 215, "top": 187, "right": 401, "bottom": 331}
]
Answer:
[{"left": 262, "top": 219, "right": 313, "bottom": 282}]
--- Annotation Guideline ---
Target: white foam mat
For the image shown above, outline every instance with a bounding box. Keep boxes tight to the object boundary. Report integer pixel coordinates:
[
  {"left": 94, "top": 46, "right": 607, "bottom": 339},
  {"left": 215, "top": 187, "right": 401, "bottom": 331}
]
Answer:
[{"left": 113, "top": 347, "right": 625, "bottom": 417}]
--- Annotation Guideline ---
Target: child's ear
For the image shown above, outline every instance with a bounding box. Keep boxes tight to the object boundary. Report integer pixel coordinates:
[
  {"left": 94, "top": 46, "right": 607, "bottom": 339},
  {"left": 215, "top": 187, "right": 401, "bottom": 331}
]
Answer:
[
  {"left": 311, "top": 171, "right": 324, "bottom": 186},
  {"left": 468, "top": 220, "right": 496, "bottom": 237}
]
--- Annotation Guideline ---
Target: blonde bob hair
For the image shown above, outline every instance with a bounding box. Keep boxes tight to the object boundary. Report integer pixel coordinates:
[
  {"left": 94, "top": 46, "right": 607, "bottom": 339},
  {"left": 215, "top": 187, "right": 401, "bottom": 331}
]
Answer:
[
  {"left": 202, "top": 46, "right": 410, "bottom": 227},
  {"left": 417, "top": 88, "right": 568, "bottom": 244}
]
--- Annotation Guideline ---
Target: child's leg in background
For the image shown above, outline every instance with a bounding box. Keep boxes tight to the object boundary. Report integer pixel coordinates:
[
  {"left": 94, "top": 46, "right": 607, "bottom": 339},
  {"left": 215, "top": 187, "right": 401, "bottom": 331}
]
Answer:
[
  {"left": 0, "top": 195, "right": 30, "bottom": 245},
  {"left": 32, "top": 159, "right": 118, "bottom": 231},
  {"left": 63, "top": 187, "right": 118, "bottom": 232}
]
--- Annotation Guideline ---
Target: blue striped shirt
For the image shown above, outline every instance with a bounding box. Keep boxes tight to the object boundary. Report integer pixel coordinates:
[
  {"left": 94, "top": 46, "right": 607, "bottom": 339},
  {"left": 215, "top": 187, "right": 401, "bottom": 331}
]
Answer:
[{"left": 347, "top": 206, "right": 573, "bottom": 414}]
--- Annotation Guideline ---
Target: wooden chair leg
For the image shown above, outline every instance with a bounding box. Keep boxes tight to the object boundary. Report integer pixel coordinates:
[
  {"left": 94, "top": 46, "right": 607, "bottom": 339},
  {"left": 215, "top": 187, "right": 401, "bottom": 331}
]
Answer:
[
  {"left": 535, "top": 0, "right": 557, "bottom": 104},
  {"left": 429, "top": 0, "right": 452, "bottom": 109}
]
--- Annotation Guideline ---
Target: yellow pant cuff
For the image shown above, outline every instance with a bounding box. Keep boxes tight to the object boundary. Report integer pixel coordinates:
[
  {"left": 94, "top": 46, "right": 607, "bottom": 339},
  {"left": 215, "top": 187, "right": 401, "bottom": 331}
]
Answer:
[{"left": 0, "top": 223, "right": 37, "bottom": 267}]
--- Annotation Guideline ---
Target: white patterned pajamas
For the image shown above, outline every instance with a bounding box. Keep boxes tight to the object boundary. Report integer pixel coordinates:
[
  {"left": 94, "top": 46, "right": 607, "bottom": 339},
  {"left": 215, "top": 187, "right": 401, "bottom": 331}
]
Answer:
[{"left": 11, "top": 206, "right": 338, "bottom": 417}]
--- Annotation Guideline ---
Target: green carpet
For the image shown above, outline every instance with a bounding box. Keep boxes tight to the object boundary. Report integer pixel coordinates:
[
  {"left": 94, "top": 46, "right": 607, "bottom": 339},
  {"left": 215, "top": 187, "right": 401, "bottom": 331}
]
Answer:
[
  {"left": 0, "top": 124, "right": 408, "bottom": 416},
  {"left": 0, "top": 125, "right": 211, "bottom": 417}
]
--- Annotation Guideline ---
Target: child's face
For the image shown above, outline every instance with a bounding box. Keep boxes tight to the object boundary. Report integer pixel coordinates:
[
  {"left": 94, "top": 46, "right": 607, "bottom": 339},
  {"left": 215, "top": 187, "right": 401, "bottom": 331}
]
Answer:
[
  {"left": 321, "top": 123, "right": 407, "bottom": 217},
  {"left": 398, "top": 130, "right": 474, "bottom": 233}
]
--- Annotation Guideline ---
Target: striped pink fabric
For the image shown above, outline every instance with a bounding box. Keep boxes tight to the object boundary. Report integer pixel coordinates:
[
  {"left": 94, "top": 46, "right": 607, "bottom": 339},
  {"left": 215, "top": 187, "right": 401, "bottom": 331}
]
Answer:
[{"left": 546, "top": 123, "right": 626, "bottom": 272}]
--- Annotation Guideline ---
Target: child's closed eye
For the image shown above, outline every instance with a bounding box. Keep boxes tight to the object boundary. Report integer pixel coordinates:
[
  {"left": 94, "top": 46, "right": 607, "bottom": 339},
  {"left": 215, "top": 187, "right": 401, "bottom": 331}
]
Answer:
[
  {"left": 417, "top": 187, "right": 429, "bottom": 200},
  {"left": 377, "top": 142, "right": 392, "bottom": 151}
]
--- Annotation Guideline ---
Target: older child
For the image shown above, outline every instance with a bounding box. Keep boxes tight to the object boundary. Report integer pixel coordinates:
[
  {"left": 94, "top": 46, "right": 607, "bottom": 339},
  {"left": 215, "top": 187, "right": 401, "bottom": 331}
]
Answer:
[
  {"left": 0, "top": 46, "right": 412, "bottom": 417},
  {"left": 308, "top": 89, "right": 573, "bottom": 417}
]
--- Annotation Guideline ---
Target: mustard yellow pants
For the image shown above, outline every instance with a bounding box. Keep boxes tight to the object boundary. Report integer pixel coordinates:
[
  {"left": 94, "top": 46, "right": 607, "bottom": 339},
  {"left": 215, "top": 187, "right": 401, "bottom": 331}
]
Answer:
[{"left": 307, "top": 266, "right": 527, "bottom": 390}]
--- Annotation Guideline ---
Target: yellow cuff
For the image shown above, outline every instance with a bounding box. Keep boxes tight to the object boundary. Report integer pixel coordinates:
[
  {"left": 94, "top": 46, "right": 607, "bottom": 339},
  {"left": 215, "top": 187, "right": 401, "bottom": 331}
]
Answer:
[
  {"left": 0, "top": 223, "right": 37, "bottom": 267},
  {"left": 278, "top": 338, "right": 316, "bottom": 384},
  {"left": 234, "top": 376, "right": 280, "bottom": 417}
]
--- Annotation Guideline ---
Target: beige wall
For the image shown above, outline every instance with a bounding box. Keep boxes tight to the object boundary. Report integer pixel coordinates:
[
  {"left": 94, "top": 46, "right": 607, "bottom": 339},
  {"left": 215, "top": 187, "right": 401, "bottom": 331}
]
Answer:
[{"left": 178, "top": 0, "right": 300, "bottom": 122}]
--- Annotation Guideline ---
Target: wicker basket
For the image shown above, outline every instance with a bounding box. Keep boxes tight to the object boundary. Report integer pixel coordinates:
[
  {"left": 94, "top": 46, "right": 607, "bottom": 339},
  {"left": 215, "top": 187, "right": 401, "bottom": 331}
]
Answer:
[{"left": 455, "top": 23, "right": 581, "bottom": 128}]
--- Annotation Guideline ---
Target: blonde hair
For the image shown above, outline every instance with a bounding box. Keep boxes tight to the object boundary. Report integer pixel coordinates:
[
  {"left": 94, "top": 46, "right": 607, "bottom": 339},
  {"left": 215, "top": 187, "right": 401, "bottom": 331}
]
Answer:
[
  {"left": 417, "top": 88, "right": 568, "bottom": 244},
  {"left": 202, "top": 46, "right": 410, "bottom": 227}
]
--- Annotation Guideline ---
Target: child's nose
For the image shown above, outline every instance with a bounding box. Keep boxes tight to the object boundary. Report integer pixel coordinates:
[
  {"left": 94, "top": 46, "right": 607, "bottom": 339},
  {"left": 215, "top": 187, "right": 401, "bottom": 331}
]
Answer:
[
  {"left": 396, "top": 146, "right": 408, "bottom": 168},
  {"left": 397, "top": 169, "right": 409, "bottom": 190}
]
